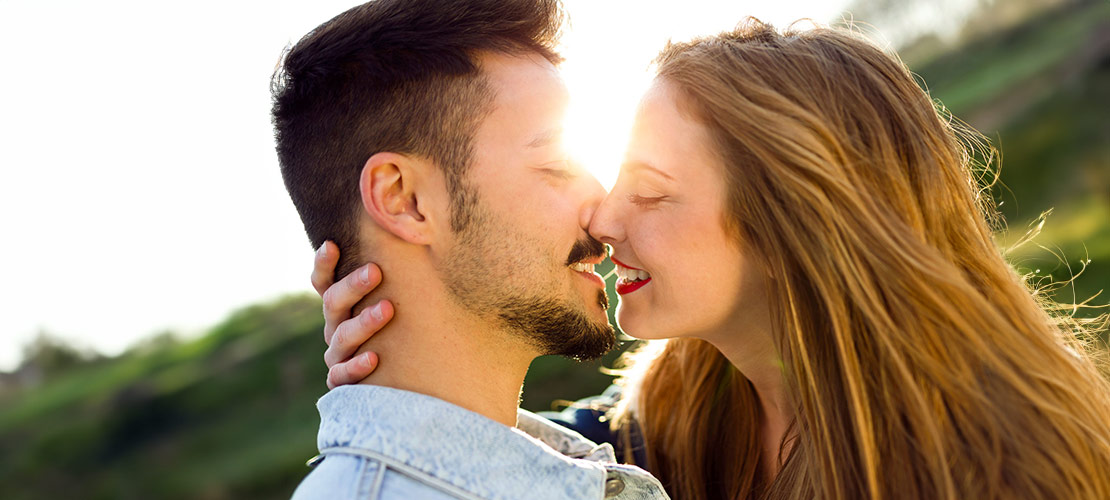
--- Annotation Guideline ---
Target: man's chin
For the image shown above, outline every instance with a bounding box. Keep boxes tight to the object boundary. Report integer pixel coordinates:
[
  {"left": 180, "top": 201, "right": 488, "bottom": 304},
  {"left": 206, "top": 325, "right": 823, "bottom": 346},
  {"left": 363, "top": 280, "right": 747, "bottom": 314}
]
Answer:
[
  {"left": 551, "top": 319, "right": 616, "bottom": 362},
  {"left": 561, "top": 290, "right": 616, "bottom": 360},
  {"left": 496, "top": 297, "right": 617, "bottom": 361},
  {"left": 580, "top": 294, "right": 611, "bottom": 325}
]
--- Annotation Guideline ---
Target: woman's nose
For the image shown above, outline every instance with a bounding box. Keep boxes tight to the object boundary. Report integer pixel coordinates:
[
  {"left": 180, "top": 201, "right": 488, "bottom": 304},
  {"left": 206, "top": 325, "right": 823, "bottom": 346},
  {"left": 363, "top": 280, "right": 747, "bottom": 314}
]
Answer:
[{"left": 588, "top": 190, "right": 624, "bottom": 245}]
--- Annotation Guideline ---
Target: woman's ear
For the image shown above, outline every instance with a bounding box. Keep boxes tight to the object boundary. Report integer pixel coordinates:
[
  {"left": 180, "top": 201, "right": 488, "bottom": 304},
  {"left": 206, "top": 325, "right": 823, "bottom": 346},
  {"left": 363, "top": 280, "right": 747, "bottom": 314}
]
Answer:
[{"left": 359, "top": 152, "right": 436, "bottom": 245}]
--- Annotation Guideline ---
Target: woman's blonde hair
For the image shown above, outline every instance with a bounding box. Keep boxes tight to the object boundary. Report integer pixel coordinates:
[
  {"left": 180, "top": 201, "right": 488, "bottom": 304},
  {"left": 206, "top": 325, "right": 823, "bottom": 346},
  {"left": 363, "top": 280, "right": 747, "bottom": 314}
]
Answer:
[{"left": 611, "top": 19, "right": 1110, "bottom": 500}]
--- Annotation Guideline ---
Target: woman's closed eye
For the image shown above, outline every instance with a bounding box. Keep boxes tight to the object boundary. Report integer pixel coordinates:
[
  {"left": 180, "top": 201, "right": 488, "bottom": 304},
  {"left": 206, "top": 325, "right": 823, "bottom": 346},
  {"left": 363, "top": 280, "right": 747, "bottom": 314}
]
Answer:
[{"left": 628, "top": 193, "right": 667, "bottom": 206}]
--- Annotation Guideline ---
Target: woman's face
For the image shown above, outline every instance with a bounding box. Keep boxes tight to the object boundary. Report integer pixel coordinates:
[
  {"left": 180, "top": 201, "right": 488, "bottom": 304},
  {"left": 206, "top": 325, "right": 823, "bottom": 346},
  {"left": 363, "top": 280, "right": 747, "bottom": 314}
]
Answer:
[{"left": 589, "top": 80, "right": 767, "bottom": 340}]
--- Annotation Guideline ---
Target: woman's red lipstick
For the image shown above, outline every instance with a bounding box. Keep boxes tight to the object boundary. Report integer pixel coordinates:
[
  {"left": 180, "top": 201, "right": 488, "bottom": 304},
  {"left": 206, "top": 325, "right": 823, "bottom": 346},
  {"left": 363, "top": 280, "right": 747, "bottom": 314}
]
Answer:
[{"left": 611, "top": 257, "right": 651, "bottom": 295}]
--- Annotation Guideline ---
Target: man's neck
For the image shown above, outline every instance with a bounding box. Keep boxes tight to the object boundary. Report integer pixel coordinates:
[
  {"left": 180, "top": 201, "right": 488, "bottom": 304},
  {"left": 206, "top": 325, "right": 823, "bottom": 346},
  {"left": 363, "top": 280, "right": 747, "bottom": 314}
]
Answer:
[{"left": 350, "top": 266, "right": 536, "bottom": 428}]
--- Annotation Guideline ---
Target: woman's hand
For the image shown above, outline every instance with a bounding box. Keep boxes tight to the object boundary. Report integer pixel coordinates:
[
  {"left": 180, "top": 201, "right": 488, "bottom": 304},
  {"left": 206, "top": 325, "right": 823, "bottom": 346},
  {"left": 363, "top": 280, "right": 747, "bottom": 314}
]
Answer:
[{"left": 312, "top": 241, "right": 394, "bottom": 389}]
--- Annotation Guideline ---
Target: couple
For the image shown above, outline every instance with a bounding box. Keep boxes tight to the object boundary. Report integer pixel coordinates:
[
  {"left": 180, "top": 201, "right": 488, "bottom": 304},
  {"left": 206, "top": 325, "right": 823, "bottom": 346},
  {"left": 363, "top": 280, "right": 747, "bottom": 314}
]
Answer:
[{"left": 273, "top": 0, "right": 1110, "bottom": 499}]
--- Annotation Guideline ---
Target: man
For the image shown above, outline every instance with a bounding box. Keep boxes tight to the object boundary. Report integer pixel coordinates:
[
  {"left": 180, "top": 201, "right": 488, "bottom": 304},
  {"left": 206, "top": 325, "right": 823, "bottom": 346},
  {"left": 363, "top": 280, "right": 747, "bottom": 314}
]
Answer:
[{"left": 271, "top": 0, "right": 667, "bottom": 498}]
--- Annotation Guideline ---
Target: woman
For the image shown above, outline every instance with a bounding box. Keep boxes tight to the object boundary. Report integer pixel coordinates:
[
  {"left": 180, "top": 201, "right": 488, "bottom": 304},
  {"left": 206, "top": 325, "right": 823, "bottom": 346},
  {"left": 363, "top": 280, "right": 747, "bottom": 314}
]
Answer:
[{"left": 311, "top": 20, "right": 1110, "bottom": 499}]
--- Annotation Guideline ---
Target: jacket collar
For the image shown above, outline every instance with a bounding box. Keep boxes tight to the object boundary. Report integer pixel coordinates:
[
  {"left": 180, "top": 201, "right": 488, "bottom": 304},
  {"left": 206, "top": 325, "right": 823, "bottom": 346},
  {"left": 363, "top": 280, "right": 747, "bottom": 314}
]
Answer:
[{"left": 316, "top": 385, "right": 609, "bottom": 500}]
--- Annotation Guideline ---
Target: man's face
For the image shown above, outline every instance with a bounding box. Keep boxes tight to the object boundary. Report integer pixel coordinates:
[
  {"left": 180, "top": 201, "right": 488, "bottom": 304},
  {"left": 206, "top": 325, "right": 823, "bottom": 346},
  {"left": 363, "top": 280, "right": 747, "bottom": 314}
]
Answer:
[{"left": 438, "top": 51, "right": 615, "bottom": 360}]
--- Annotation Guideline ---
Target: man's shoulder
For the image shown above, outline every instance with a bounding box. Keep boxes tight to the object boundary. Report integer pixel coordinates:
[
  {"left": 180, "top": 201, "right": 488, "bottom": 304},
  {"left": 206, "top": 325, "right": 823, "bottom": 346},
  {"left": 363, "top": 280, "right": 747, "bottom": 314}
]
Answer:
[
  {"left": 294, "top": 385, "right": 669, "bottom": 499},
  {"left": 293, "top": 449, "right": 668, "bottom": 500}
]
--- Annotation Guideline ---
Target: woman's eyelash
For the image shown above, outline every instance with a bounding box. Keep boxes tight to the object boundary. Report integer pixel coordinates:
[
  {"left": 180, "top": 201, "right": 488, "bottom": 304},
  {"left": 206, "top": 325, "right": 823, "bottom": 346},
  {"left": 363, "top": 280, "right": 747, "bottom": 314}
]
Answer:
[{"left": 628, "top": 194, "right": 665, "bottom": 206}]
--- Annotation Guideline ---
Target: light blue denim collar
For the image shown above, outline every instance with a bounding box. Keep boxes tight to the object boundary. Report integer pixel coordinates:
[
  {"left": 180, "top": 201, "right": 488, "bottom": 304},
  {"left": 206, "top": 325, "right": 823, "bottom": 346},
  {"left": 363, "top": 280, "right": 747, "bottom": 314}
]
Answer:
[{"left": 317, "top": 385, "right": 610, "bottom": 500}]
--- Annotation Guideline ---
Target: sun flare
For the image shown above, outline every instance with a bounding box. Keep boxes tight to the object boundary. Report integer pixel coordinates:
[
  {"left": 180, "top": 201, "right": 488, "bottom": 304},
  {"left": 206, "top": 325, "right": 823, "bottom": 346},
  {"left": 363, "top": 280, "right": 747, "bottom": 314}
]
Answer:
[
  {"left": 556, "top": 0, "right": 854, "bottom": 191},
  {"left": 561, "top": 74, "right": 649, "bottom": 191}
]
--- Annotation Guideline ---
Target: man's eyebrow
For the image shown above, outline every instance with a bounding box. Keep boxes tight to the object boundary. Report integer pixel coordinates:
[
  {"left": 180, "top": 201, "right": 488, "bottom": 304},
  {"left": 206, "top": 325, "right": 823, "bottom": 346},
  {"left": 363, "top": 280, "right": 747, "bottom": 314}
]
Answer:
[
  {"left": 624, "top": 160, "right": 675, "bottom": 181},
  {"left": 526, "top": 128, "right": 562, "bottom": 148}
]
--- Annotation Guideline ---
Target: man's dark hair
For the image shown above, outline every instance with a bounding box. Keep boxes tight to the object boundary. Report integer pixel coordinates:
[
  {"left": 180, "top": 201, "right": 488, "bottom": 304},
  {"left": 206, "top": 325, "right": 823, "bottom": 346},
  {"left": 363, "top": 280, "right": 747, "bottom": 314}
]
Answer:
[{"left": 271, "top": 0, "right": 565, "bottom": 280}]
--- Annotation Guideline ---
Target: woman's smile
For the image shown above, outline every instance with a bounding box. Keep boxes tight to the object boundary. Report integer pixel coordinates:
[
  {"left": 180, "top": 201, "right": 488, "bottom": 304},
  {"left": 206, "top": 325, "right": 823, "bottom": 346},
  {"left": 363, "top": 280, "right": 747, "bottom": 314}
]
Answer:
[{"left": 612, "top": 257, "right": 652, "bottom": 294}]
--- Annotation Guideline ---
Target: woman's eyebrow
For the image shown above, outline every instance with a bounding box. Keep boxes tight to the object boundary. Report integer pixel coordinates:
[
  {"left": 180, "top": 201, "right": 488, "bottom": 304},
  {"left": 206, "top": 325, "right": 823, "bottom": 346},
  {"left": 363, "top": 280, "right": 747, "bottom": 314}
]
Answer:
[{"left": 623, "top": 160, "right": 675, "bottom": 181}]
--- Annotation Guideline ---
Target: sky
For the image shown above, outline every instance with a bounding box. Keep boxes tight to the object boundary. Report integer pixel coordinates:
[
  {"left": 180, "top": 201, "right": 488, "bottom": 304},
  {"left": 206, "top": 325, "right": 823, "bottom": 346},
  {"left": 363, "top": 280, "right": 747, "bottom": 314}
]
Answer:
[{"left": 0, "top": 0, "right": 953, "bottom": 371}]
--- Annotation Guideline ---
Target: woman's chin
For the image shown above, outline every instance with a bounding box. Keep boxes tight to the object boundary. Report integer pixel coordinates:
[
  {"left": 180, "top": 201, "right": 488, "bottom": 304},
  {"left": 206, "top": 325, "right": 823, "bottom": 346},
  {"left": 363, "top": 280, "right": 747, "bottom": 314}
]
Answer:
[{"left": 616, "top": 312, "right": 669, "bottom": 340}]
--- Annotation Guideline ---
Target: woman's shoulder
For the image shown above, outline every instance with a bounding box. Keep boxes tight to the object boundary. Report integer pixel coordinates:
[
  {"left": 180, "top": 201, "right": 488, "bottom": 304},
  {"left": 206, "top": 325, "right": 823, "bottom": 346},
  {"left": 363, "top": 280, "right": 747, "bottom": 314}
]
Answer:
[{"left": 538, "top": 385, "right": 648, "bottom": 466}]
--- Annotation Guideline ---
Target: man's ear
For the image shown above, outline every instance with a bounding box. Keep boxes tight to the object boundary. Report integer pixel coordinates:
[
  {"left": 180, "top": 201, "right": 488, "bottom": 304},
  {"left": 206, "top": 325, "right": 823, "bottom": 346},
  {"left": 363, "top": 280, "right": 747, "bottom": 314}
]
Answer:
[{"left": 359, "top": 152, "right": 437, "bottom": 245}]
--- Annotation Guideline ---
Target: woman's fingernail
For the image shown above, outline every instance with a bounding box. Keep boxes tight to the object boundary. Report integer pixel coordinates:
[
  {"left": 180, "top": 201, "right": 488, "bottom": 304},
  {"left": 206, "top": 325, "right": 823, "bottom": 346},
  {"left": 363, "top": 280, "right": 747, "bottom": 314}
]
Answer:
[
  {"left": 360, "top": 265, "right": 370, "bottom": 285},
  {"left": 317, "top": 243, "right": 327, "bottom": 257},
  {"left": 369, "top": 302, "right": 384, "bottom": 322},
  {"left": 361, "top": 352, "right": 374, "bottom": 370}
]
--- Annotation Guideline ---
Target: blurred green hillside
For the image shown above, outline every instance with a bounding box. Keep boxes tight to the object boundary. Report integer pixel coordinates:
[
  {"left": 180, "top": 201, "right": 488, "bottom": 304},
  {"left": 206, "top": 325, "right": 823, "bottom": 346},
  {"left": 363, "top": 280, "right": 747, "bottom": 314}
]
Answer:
[
  {"left": 908, "top": 0, "right": 1109, "bottom": 313},
  {"left": 0, "top": 294, "right": 624, "bottom": 499},
  {"left": 2, "top": 1, "right": 1107, "bottom": 498},
  {"left": 0, "top": 292, "right": 624, "bottom": 500}
]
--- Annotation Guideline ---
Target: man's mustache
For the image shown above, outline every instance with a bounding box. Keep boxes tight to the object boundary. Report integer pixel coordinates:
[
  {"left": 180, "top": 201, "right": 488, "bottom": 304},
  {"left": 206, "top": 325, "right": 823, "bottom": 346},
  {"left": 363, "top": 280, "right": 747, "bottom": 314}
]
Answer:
[{"left": 565, "top": 236, "right": 608, "bottom": 266}]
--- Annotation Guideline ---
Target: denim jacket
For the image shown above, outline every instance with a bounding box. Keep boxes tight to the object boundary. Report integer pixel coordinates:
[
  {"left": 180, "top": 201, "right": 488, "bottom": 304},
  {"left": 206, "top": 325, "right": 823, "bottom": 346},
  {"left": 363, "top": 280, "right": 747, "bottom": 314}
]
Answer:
[{"left": 291, "top": 385, "right": 669, "bottom": 500}]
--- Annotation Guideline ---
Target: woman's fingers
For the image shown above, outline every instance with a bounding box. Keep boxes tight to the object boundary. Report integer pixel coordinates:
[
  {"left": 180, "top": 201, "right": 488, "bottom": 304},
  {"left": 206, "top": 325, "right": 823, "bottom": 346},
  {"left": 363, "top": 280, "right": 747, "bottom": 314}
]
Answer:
[
  {"left": 327, "top": 351, "right": 379, "bottom": 390},
  {"left": 310, "top": 241, "right": 340, "bottom": 296},
  {"left": 311, "top": 241, "right": 390, "bottom": 390},
  {"left": 324, "top": 300, "right": 394, "bottom": 367},
  {"left": 322, "top": 263, "right": 383, "bottom": 345}
]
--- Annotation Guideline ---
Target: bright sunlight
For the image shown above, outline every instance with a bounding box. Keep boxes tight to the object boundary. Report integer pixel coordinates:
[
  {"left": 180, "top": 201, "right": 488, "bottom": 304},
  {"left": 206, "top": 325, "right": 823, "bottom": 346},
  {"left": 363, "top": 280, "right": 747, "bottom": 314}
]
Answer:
[{"left": 558, "top": 0, "right": 851, "bottom": 189}]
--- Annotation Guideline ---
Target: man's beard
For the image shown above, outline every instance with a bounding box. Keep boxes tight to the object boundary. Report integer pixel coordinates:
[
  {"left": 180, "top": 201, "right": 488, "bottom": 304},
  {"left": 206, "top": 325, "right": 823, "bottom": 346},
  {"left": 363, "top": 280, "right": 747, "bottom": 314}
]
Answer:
[
  {"left": 495, "top": 236, "right": 614, "bottom": 361},
  {"left": 494, "top": 289, "right": 614, "bottom": 361},
  {"left": 440, "top": 204, "right": 616, "bottom": 361}
]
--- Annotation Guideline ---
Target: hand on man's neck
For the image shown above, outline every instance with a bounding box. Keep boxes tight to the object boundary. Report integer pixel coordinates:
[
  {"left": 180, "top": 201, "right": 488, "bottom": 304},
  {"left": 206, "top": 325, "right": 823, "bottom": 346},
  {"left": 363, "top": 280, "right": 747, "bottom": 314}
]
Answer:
[{"left": 348, "top": 257, "right": 538, "bottom": 428}]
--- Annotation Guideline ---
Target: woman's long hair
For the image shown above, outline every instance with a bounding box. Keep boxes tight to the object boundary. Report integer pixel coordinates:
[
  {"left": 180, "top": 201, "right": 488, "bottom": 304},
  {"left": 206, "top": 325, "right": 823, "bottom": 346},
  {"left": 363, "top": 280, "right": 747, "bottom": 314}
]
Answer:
[{"left": 610, "top": 19, "right": 1110, "bottom": 500}]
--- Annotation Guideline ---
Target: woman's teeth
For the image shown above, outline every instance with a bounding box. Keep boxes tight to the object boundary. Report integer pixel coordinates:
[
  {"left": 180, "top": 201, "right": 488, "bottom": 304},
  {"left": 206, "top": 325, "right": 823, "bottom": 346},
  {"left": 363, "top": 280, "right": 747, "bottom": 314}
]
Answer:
[
  {"left": 614, "top": 264, "right": 651, "bottom": 282},
  {"left": 569, "top": 262, "right": 595, "bottom": 273}
]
